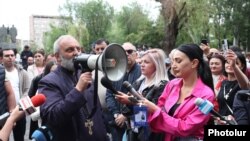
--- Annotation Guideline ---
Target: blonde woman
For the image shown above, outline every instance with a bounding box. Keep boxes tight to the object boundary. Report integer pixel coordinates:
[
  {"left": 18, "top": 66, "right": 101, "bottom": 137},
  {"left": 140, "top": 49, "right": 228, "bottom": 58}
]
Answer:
[{"left": 116, "top": 48, "right": 169, "bottom": 141}]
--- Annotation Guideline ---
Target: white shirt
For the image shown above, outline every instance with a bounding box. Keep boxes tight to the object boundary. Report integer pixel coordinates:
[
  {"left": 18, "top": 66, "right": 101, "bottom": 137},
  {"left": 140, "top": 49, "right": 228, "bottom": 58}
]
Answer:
[{"left": 5, "top": 68, "right": 20, "bottom": 104}]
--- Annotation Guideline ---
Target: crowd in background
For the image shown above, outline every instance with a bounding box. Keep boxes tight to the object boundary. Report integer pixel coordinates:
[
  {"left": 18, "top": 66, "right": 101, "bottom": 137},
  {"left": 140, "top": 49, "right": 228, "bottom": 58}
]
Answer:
[{"left": 0, "top": 37, "right": 250, "bottom": 141}]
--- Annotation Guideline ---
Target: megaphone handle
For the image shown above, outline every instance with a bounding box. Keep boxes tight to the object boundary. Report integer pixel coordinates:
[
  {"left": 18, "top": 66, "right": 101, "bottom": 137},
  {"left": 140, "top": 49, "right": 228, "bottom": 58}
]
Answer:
[{"left": 81, "top": 68, "right": 92, "bottom": 73}]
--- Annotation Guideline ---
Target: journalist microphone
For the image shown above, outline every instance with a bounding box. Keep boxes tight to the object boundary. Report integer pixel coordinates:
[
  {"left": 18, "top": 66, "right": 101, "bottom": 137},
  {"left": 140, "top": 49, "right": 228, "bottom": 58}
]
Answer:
[
  {"left": 0, "top": 94, "right": 46, "bottom": 141},
  {"left": 117, "top": 44, "right": 215, "bottom": 141},
  {"left": 0, "top": 105, "right": 25, "bottom": 141}
]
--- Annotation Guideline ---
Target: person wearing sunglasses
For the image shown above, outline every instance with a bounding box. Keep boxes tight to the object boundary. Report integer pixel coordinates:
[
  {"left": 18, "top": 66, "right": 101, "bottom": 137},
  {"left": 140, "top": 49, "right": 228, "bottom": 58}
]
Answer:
[
  {"left": 115, "top": 48, "right": 169, "bottom": 141},
  {"left": 105, "top": 42, "right": 141, "bottom": 141},
  {"left": 117, "top": 44, "right": 215, "bottom": 141}
]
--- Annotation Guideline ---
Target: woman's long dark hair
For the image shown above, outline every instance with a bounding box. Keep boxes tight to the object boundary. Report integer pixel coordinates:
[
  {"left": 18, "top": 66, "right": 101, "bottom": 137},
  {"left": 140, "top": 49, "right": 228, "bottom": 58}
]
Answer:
[
  {"left": 177, "top": 44, "right": 214, "bottom": 91},
  {"left": 43, "top": 61, "right": 56, "bottom": 75}
]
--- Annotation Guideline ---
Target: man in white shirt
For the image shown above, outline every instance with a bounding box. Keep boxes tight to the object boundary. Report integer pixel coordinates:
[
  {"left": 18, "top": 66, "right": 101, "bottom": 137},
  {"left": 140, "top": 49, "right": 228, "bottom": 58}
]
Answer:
[{"left": 1, "top": 48, "right": 30, "bottom": 141}]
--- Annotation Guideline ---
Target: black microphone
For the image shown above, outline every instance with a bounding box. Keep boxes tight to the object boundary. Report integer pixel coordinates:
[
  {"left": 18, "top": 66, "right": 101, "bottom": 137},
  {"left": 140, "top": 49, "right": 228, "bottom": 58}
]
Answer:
[
  {"left": 101, "top": 77, "right": 118, "bottom": 94},
  {"left": 194, "top": 98, "right": 237, "bottom": 125},
  {"left": 122, "top": 81, "right": 144, "bottom": 100}
]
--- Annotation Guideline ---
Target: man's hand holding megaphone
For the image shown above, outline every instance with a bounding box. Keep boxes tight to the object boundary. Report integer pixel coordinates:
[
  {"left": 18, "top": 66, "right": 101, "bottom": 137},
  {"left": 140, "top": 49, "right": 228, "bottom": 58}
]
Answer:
[{"left": 75, "top": 72, "right": 93, "bottom": 92}]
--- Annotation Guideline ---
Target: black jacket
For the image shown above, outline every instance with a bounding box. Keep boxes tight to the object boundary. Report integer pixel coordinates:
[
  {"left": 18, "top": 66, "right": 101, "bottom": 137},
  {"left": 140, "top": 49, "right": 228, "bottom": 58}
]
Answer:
[
  {"left": 233, "top": 90, "right": 250, "bottom": 125},
  {"left": 125, "top": 79, "right": 168, "bottom": 141}
]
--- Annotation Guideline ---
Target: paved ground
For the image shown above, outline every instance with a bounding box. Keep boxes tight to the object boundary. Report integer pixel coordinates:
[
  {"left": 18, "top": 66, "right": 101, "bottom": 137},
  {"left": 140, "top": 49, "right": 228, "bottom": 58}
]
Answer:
[{"left": 9, "top": 117, "right": 31, "bottom": 141}]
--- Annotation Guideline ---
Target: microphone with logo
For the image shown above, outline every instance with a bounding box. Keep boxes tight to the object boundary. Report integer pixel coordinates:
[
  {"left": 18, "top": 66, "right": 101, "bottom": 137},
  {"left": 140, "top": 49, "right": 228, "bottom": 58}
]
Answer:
[
  {"left": 0, "top": 94, "right": 46, "bottom": 127},
  {"left": 19, "top": 94, "right": 46, "bottom": 115},
  {"left": 194, "top": 98, "right": 237, "bottom": 125}
]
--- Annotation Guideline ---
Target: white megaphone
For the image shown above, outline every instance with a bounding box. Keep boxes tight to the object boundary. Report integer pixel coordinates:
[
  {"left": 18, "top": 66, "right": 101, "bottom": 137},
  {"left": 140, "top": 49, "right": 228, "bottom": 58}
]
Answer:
[{"left": 73, "top": 43, "right": 127, "bottom": 81}]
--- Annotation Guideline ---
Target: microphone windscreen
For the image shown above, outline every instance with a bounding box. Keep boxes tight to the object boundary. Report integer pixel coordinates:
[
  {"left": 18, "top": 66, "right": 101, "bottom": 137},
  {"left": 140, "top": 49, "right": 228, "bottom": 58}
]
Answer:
[
  {"left": 194, "top": 98, "right": 203, "bottom": 106},
  {"left": 122, "top": 81, "right": 130, "bottom": 88},
  {"left": 31, "top": 94, "right": 46, "bottom": 107}
]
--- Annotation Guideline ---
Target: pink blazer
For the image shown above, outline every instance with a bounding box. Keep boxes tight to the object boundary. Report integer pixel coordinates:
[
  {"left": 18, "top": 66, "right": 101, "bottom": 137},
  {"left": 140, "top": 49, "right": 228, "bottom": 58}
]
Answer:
[{"left": 148, "top": 78, "right": 215, "bottom": 141}]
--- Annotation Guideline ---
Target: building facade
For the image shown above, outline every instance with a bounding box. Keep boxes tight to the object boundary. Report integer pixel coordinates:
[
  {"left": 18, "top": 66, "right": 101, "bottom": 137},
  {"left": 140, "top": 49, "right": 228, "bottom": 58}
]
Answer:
[{"left": 29, "top": 15, "right": 63, "bottom": 48}]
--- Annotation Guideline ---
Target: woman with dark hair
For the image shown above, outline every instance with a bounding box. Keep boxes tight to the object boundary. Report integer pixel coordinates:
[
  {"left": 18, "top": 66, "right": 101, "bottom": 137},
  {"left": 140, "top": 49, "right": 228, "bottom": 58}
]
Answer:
[
  {"left": 116, "top": 48, "right": 169, "bottom": 141},
  {"left": 117, "top": 44, "right": 215, "bottom": 141},
  {"left": 217, "top": 49, "right": 247, "bottom": 122},
  {"left": 28, "top": 61, "right": 57, "bottom": 139},
  {"left": 27, "top": 49, "right": 46, "bottom": 81},
  {"left": 209, "top": 54, "right": 227, "bottom": 96}
]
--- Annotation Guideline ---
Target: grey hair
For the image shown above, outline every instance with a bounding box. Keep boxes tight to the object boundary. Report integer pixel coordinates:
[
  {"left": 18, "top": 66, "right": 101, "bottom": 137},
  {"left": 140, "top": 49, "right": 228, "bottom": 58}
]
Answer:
[
  {"left": 53, "top": 35, "right": 75, "bottom": 54},
  {"left": 122, "top": 42, "right": 136, "bottom": 50}
]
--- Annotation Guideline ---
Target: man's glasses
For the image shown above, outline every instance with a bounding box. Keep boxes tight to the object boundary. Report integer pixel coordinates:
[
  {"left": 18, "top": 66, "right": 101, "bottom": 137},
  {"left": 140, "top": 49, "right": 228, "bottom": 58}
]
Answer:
[{"left": 125, "top": 49, "right": 136, "bottom": 55}]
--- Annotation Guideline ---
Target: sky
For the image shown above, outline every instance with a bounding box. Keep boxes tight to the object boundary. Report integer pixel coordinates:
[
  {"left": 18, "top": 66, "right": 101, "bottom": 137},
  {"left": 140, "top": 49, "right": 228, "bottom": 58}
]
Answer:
[{"left": 0, "top": 0, "right": 160, "bottom": 40}]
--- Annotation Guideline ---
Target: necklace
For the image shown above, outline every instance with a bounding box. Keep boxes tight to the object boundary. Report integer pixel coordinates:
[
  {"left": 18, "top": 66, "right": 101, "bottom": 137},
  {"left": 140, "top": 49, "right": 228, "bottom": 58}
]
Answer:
[{"left": 223, "top": 85, "right": 232, "bottom": 100}]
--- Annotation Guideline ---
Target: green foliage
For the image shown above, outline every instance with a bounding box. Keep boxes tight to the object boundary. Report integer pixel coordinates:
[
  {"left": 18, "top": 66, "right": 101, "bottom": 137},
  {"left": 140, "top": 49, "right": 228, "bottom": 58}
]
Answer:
[
  {"left": 209, "top": 0, "right": 250, "bottom": 50},
  {"left": 113, "top": 1, "right": 164, "bottom": 48},
  {"left": 176, "top": 0, "right": 212, "bottom": 46},
  {"left": 43, "top": 25, "right": 67, "bottom": 54},
  {"left": 42, "top": 0, "right": 250, "bottom": 54},
  {"left": 67, "top": 23, "right": 90, "bottom": 49},
  {"left": 73, "top": 0, "right": 114, "bottom": 43}
]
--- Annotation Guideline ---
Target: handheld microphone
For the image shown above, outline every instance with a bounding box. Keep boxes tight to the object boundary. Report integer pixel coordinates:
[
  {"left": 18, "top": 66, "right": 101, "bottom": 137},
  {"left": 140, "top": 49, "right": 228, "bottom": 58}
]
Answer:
[
  {"left": 194, "top": 98, "right": 237, "bottom": 125},
  {"left": 0, "top": 94, "right": 46, "bottom": 126},
  {"left": 122, "top": 81, "right": 144, "bottom": 100},
  {"left": 0, "top": 112, "right": 10, "bottom": 127},
  {"left": 19, "top": 94, "right": 46, "bottom": 115},
  {"left": 101, "top": 76, "right": 119, "bottom": 94}
]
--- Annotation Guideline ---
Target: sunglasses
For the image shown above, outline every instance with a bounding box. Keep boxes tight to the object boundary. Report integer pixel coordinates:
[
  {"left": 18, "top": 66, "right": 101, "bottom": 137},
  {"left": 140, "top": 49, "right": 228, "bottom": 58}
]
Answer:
[{"left": 125, "top": 49, "right": 136, "bottom": 55}]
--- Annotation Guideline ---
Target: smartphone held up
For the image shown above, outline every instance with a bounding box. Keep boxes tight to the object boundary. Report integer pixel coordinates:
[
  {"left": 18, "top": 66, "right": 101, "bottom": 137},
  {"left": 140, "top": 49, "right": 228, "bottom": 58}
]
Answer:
[{"left": 222, "top": 39, "right": 228, "bottom": 56}]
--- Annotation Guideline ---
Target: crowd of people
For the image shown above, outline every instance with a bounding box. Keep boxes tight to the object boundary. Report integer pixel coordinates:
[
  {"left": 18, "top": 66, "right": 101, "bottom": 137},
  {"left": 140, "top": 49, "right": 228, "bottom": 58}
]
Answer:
[{"left": 0, "top": 35, "right": 250, "bottom": 141}]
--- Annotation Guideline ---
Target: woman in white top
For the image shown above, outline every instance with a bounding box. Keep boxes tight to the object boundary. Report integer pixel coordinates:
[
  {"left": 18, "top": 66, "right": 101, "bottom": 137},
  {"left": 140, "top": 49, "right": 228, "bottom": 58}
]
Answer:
[{"left": 27, "top": 49, "right": 45, "bottom": 81}]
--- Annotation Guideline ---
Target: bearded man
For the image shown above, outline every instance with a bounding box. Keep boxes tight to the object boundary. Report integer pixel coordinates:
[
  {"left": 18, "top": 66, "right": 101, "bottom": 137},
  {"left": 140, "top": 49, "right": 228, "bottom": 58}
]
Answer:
[{"left": 38, "top": 35, "right": 108, "bottom": 141}]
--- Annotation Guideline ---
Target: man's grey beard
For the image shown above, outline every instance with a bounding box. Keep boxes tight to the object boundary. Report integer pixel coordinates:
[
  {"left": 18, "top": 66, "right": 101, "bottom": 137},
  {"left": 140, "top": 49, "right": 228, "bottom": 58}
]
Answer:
[{"left": 60, "top": 55, "right": 75, "bottom": 71}]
